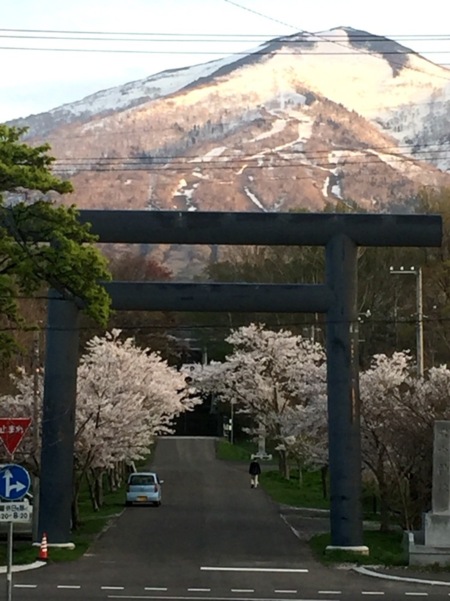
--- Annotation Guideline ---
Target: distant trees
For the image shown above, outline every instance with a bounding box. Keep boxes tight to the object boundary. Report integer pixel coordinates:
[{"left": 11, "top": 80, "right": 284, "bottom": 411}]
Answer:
[
  {"left": 205, "top": 192, "right": 450, "bottom": 370},
  {"left": 101, "top": 251, "right": 180, "bottom": 361}
]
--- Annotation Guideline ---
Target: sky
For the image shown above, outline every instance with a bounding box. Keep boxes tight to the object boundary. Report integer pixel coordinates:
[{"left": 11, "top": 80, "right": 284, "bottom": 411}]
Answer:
[{"left": 1, "top": 0, "right": 449, "bottom": 122}]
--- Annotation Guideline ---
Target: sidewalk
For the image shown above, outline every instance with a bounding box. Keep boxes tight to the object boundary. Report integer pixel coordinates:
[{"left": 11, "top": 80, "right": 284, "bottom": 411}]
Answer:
[{"left": 279, "top": 505, "right": 450, "bottom": 586}]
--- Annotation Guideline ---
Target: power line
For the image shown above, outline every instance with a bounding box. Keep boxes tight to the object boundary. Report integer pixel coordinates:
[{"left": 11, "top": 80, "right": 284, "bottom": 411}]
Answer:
[
  {"left": 2, "top": 44, "right": 449, "bottom": 58},
  {"left": 0, "top": 38, "right": 449, "bottom": 63},
  {"left": 49, "top": 154, "right": 450, "bottom": 174},
  {"left": 51, "top": 142, "right": 450, "bottom": 161},
  {"left": 0, "top": 314, "right": 449, "bottom": 333},
  {"left": 1, "top": 28, "right": 450, "bottom": 41}
]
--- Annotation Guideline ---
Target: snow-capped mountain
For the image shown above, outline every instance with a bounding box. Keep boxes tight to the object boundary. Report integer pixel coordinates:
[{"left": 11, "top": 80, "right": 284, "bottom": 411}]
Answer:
[{"left": 8, "top": 26, "right": 450, "bottom": 223}]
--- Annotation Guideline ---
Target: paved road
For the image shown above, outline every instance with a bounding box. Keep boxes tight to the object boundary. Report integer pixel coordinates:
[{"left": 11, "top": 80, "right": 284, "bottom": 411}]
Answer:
[{"left": 3, "top": 437, "right": 450, "bottom": 600}]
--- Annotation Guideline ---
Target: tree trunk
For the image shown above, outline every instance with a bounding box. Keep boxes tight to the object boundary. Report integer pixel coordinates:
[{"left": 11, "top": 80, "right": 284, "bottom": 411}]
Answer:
[
  {"left": 377, "top": 460, "right": 391, "bottom": 533},
  {"left": 71, "top": 477, "right": 81, "bottom": 531},
  {"left": 94, "top": 469, "right": 104, "bottom": 509},
  {"left": 297, "top": 461, "right": 303, "bottom": 487},
  {"left": 86, "top": 470, "right": 99, "bottom": 512},
  {"left": 278, "top": 450, "right": 290, "bottom": 479}
]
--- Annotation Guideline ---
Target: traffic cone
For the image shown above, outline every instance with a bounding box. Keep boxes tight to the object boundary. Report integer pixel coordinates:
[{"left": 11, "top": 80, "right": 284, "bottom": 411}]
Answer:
[{"left": 38, "top": 532, "right": 48, "bottom": 561}]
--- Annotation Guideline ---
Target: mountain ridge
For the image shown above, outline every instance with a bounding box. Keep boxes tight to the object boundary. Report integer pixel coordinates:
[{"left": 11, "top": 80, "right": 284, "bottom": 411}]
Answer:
[{"left": 6, "top": 27, "right": 450, "bottom": 217}]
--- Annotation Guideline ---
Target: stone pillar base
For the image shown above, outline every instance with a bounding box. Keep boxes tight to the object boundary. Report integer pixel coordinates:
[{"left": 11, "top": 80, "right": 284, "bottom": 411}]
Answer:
[
  {"left": 408, "top": 531, "right": 450, "bottom": 566},
  {"left": 424, "top": 511, "right": 450, "bottom": 547},
  {"left": 325, "top": 545, "right": 369, "bottom": 555},
  {"left": 32, "top": 541, "right": 75, "bottom": 550}
]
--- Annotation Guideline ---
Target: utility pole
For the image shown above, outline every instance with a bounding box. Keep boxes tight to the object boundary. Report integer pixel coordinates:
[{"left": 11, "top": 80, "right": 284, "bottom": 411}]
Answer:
[
  {"left": 31, "top": 332, "right": 40, "bottom": 543},
  {"left": 389, "top": 266, "right": 424, "bottom": 377},
  {"left": 416, "top": 267, "right": 424, "bottom": 378}
]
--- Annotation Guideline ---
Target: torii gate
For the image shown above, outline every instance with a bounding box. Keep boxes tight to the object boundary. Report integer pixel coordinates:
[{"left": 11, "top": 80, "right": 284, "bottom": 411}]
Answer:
[{"left": 38, "top": 211, "right": 442, "bottom": 552}]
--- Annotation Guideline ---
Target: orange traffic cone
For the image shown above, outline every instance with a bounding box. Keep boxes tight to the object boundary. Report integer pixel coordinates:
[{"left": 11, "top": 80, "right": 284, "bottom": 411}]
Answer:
[{"left": 38, "top": 532, "right": 48, "bottom": 561}]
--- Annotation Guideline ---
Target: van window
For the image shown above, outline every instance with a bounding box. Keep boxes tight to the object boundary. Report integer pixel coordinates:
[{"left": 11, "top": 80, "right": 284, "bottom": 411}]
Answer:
[{"left": 130, "top": 474, "right": 155, "bottom": 486}]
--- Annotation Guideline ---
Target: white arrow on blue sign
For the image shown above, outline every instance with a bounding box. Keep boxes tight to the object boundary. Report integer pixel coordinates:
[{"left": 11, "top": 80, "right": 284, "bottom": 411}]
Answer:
[{"left": 0, "top": 464, "right": 31, "bottom": 501}]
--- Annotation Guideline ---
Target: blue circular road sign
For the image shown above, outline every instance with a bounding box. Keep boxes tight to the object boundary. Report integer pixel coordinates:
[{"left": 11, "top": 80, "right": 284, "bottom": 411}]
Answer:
[{"left": 0, "top": 464, "right": 31, "bottom": 501}]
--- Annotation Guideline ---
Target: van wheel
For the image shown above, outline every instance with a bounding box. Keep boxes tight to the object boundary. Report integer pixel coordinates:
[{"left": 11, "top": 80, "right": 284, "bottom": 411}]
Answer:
[
  {"left": 154, "top": 501, "right": 161, "bottom": 507},
  {"left": 125, "top": 501, "right": 132, "bottom": 507}
]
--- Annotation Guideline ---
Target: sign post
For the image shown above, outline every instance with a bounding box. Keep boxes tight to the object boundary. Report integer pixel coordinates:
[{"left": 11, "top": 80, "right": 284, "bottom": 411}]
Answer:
[
  {"left": 0, "top": 418, "right": 32, "bottom": 601},
  {"left": 0, "top": 464, "right": 32, "bottom": 601},
  {"left": 7, "top": 521, "right": 13, "bottom": 601}
]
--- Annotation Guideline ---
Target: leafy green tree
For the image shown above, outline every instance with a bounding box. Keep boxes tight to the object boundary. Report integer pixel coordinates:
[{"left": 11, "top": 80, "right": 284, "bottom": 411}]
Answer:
[{"left": 0, "top": 125, "right": 111, "bottom": 362}]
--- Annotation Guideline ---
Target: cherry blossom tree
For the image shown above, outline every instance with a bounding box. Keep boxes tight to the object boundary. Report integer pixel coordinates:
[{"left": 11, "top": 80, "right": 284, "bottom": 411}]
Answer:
[
  {"left": 73, "top": 330, "right": 201, "bottom": 521},
  {"left": 189, "top": 324, "right": 328, "bottom": 478},
  {"left": 276, "top": 400, "right": 328, "bottom": 492},
  {"left": 360, "top": 352, "right": 450, "bottom": 530},
  {"left": 190, "top": 330, "right": 450, "bottom": 526},
  {"left": 0, "top": 330, "right": 201, "bottom": 527},
  {"left": 359, "top": 351, "right": 415, "bottom": 530}
]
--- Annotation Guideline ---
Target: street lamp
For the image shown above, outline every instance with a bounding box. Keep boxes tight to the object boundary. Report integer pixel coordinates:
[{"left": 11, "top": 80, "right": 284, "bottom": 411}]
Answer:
[{"left": 389, "top": 266, "right": 424, "bottom": 377}]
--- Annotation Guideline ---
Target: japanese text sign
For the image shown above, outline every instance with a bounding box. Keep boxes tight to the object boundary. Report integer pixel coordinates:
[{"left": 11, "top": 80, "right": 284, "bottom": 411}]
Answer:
[{"left": 0, "top": 418, "right": 32, "bottom": 456}]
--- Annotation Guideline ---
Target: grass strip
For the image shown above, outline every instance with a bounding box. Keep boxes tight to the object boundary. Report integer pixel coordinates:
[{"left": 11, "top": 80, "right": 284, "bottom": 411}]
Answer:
[{"left": 310, "top": 530, "right": 407, "bottom": 566}]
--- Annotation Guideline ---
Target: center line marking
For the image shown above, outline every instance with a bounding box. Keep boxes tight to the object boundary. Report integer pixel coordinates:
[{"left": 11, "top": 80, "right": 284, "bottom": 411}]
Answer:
[
  {"left": 361, "top": 593, "right": 385, "bottom": 596},
  {"left": 102, "top": 586, "right": 125, "bottom": 590},
  {"left": 57, "top": 585, "right": 81, "bottom": 589},
  {"left": 144, "top": 587, "right": 168, "bottom": 591},
  {"left": 274, "top": 590, "right": 297, "bottom": 594},
  {"left": 318, "top": 593, "right": 342, "bottom": 595},
  {"left": 201, "top": 566, "right": 308, "bottom": 573},
  {"left": 14, "top": 585, "right": 37, "bottom": 588},
  {"left": 188, "top": 589, "right": 211, "bottom": 592},
  {"left": 231, "top": 589, "right": 254, "bottom": 593}
]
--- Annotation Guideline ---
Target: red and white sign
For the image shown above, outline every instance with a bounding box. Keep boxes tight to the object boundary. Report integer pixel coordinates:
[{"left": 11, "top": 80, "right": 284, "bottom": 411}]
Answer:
[{"left": 0, "top": 418, "right": 32, "bottom": 456}]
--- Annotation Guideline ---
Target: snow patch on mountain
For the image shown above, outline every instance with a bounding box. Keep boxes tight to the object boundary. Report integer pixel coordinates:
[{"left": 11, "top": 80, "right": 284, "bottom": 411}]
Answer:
[
  {"left": 63, "top": 54, "right": 257, "bottom": 118},
  {"left": 367, "top": 150, "right": 425, "bottom": 175},
  {"left": 244, "top": 187, "right": 267, "bottom": 212},
  {"left": 253, "top": 118, "right": 287, "bottom": 142},
  {"left": 189, "top": 146, "right": 227, "bottom": 163}
]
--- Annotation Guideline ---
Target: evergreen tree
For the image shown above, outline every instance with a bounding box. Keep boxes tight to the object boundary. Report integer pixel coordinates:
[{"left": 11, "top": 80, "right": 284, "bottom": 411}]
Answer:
[{"left": 0, "top": 125, "right": 111, "bottom": 362}]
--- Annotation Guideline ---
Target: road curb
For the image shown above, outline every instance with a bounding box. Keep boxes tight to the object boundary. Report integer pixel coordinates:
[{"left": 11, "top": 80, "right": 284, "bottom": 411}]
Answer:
[
  {"left": 354, "top": 565, "right": 450, "bottom": 586},
  {"left": 0, "top": 561, "right": 46, "bottom": 574}
]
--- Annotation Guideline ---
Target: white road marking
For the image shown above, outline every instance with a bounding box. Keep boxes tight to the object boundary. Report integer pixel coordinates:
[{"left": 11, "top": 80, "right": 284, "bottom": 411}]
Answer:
[
  {"left": 361, "top": 593, "right": 385, "bottom": 596},
  {"left": 231, "top": 589, "right": 254, "bottom": 593},
  {"left": 144, "top": 587, "right": 168, "bottom": 591},
  {"left": 13, "top": 584, "right": 37, "bottom": 588},
  {"left": 318, "top": 593, "right": 342, "bottom": 595},
  {"left": 102, "top": 586, "right": 125, "bottom": 590},
  {"left": 404, "top": 594, "right": 428, "bottom": 597},
  {"left": 274, "top": 591, "right": 298, "bottom": 594},
  {"left": 188, "top": 589, "right": 211, "bottom": 592},
  {"left": 57, "top": 585, "right": 81, "bottom": 589},
  {"left": 201, "top": 566, "right": 309, "bottom": 573}
]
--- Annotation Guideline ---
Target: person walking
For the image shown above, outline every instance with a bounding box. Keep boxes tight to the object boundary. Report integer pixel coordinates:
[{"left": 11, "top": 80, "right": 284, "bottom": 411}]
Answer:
[{"left": 249, "top": 458, "right": 261, "bottom": 488}]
